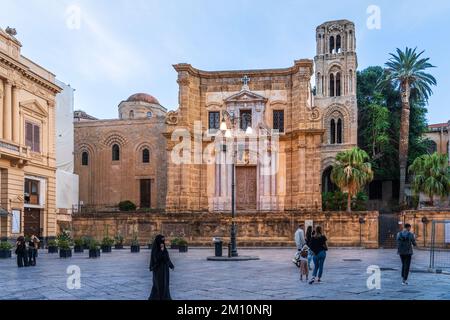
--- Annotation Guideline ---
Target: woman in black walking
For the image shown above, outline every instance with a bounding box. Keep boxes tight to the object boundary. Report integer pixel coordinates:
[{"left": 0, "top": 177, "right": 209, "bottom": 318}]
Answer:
[
  {"left": 308, "top": 226, "right": 328, "bottom": 284},
  {"left": 15, "top": 236, "right": 28, "bottom": 268},
  {"left": 149, "top": 234, "right": 174, "bottom": 300}
]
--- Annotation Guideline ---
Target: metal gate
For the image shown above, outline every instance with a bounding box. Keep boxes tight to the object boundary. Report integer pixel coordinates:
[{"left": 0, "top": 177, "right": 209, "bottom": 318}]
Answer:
[
  {"left": 379, "top": 214, "right": 399, "bottom": 249},
  {"left": 429, "top": 220, "right": 450, "bottom": 271}
]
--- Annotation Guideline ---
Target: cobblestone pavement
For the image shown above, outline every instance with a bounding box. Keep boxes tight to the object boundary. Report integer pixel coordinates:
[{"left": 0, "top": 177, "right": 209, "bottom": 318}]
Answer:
[{"left": 0, "top": 248, "right": 449, "bottom": 300}]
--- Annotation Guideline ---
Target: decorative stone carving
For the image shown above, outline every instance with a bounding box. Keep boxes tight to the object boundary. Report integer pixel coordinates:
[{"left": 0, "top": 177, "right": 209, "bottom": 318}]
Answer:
[
  {"left": 309, "top": 106, "right": 321, "bottom": 121},
  {"left": 165, "top": 110, "right": 179, "bottom": 125},
  {"left": 328, "top": 24, "right": 344, "bottom": 33},
  {"left": 177, "top": 78, "right": 190, "bottom": 86}
]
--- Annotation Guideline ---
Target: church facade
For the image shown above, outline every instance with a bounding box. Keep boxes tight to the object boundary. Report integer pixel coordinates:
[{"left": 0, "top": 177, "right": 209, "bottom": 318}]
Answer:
[
  {"left": 164, "top": 19, "right": 358, "bottom": 213},
  {"left": 74, "top": 19, "right": 358, "bottom": 215}
]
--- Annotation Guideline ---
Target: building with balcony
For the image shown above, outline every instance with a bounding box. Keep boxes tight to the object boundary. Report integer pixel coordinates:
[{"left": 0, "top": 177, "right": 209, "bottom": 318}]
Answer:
[{"left": 0, "top": 27, "right": 61, "bottom": 241}]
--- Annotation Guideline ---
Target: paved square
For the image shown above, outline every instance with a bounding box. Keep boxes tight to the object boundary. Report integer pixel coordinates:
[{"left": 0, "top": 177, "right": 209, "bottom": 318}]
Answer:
[{"left": 0, "top": 248, "right": 449, "bottom": 300}]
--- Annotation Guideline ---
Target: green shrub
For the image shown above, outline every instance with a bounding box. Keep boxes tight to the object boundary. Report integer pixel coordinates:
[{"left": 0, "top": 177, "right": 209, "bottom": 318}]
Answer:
[
  {"left": 89, "top": 240, "right": 100, "bottom": 250},
  {"left": 352, "top": 192, "right": 368, "bottom": 211},
  {"left": 118, "top": 200, "right": 136, "bottom": 212},
  {"left": 48, "top": 239, "right": 58, "bottom": 247},
  {"left": 322, "top": 191, "right": 368, "bottom": 211},
  {"left": 0, "top": 241, "right": 13, "bottom": 250},
  {"left": 58, "top": 240, "right": 71, "bottom": 250},
  {"left": 57, "top": 229, "right": 72, "bottom": 243},
  {"left": 115, "top": 234, "right": 124, "bottom": 245},
  {"left": 74, "top": 238, "right": 84, "bottom": 247},
  {"left": 101, "top": 237, "right": 114, "bottom": 247},
  {"left": 178, "top": 239, "right": 188, "bottom": 246},
  {"left": 131, "top": 234, "right": 139, "bottom": 246},
  {"left": 82, "top": 236, "right": 93, "bottom": 246},
  {"left": 171, "top": 238, "right": 181, "bottom": 246}
]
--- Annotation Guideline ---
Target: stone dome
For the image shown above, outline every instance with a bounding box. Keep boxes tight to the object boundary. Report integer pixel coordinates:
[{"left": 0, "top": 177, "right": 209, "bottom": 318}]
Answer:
[{"left": 127, "top": 93, "right": 160, "bottom": 105}]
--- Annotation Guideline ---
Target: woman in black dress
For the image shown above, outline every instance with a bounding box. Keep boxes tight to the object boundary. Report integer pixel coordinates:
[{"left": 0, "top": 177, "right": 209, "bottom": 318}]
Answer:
[
  {"left": 15, "top": 236, "right": 28, "bottom": 268},
  {"left": 149, "top": 235, "right": 174, "bottom": 300}
]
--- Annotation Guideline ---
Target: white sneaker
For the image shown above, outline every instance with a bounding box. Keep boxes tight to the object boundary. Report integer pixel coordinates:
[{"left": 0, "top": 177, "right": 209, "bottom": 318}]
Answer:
[{"left": 402, "top": 281, "right": 406, "bottom": 285}]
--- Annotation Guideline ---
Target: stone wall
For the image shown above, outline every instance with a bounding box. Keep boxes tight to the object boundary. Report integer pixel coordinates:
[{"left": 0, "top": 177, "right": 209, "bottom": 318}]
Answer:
[
  {"left": 401, "top": 210, "right": 450, "bottom": 248},
  {"left": 72, "top": 211, "right": 379, "bottom": 248}
]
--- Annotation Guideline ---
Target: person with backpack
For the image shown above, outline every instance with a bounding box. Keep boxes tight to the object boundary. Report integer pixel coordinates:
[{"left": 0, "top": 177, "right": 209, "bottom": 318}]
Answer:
[{"left": 397, "top": 223, "right": 417, "bottom": 285}]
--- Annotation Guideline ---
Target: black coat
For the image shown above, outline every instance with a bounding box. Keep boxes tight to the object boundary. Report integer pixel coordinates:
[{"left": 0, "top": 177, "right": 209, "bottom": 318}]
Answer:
[{"left": 149, "top": 236, "right": 174, "bottom": 300}]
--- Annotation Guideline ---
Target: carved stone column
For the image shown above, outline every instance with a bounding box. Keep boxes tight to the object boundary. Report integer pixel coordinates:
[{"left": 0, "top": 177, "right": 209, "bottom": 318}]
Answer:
[
  {"left": 12, "top": 85, "right": 20, "bottom": 143},
  {"left": 3, "top": 80, "right": 12, "bottom": 141}
]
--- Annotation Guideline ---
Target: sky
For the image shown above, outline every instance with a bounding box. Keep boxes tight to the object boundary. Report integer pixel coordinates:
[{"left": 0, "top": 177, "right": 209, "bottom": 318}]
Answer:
[{"left": 1, "top": 0, "right": 449, "bottom": 123}]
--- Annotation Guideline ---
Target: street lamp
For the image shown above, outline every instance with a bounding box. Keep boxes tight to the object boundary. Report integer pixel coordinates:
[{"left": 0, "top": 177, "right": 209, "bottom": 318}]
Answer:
[{"left": 220, "top": 110, "right": 253, "bottom": 257}]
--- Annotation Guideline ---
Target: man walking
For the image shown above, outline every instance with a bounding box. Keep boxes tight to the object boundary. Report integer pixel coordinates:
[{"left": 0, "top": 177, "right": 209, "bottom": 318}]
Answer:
[
  {"left": 295, "top": 224, "right": 306, "bottom": 251},
  {"left": 397, "top": 223, "right": 417, "bottom": 285}
]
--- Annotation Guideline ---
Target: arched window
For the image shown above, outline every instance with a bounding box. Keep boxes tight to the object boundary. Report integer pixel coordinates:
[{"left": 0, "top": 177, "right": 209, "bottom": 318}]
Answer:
[
  {"left": 330, "top": 119, "right": 336, "bottom": 144},
  {"left": 321, "top": 76, "right": 324, "bottom": 95},
  {"left": 112, "top": 144, "right": 120, "bottom": 161},
  {"left": 349, "top": 70, "right": 353, "bottom": 94},
  {"left": 129, "top": 110, "right": 134, "bottom": 119},
  {"left": 146, "top": 111, "right": 153, "bottom": 119},
  {"left": 322, "top": 166, "right": 338, "bottom": 193},
  {"left": 317, "top": 73, "right": 321, "bottom": 94},
  {"left": 336, "top": 72, "right": 341, "bottom": 97},
  {"left": 349, "top": 30, "right": 353, "bottom": 50},
  {"left": 81, "top": 151, "right": 89, "bottom": 166},
  {"left": 329, "top": 74, "right": 335, "bottom": 97},
  {"left": 337, "top": 119, "right": 343, "bottom": 144},
  {"left": 329, "top": 36, "right": 335, "bottom": 54},
  {"left": 336, "top": 35, "right": 341, "bottom": 53},
  {"left": 142, "top": 148, "right": 150, "bottom": 163}
]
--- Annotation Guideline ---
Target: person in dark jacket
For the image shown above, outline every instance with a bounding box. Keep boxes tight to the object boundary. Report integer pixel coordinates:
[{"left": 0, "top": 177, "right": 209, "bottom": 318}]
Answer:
[
  {"left": 308, "top": 226, "right": 328, "bottom": 284},
  {"left": 149, "top": 235, "right": 174, "bottom": 300},
  {"left": 397, "top": 223, "right": 417, "bottom": 285},
  {"left": 15, "top": 236, "right": 28, "bottom": 268},
  {"left": 28, "top": 235, "right": 40, "bottom": 266}
]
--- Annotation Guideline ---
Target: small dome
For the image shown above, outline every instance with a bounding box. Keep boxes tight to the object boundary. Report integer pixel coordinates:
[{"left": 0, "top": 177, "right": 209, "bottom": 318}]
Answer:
[{"left": 127, "top": 93, "right": 160, "bottom": 105}]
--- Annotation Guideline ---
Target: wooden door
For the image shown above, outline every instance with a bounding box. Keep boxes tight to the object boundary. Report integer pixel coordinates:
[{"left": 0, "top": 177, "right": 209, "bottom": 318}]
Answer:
[
  {"left": 140, "top": 179, "right": 151, "bottom": 208},
  {"left": 236, "top": 166, "right": 257, "bottom": 210},
  {"left": 24, "top": 208, "right": 41, "bottom": 237}
]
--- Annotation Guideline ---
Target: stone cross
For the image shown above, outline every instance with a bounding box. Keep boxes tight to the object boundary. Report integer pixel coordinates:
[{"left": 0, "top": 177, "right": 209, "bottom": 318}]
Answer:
[{"left": 242, "top": 75, "right": 250, "bottom": 86}]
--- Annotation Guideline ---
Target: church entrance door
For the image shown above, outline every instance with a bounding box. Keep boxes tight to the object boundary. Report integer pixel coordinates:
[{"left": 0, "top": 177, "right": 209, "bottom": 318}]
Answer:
[
  {"left": 236, "top": 166, "right": 257, "bottom": 210},
  {"left": 24, "top": 208, "right": 41, "bottom": 237}
]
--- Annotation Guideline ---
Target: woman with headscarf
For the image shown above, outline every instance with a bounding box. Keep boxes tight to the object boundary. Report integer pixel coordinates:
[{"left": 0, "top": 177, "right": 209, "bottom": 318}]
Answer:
[{"left": 149, "top": 234, "right": 174, "bottom": 300}]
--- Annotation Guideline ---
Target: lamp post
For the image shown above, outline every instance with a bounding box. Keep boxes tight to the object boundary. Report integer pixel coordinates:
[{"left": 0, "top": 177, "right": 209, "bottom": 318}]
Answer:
[{"left": 220, "top": 111, "right": 253, "bottom": 257}]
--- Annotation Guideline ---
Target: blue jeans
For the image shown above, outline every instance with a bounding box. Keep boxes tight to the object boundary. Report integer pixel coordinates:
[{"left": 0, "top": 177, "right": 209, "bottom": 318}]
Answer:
[
  {"left": 307, "top": 251, "right": 313, "bottom": 269},
  {"left": 312, "top": 250, "right": 326, "bottom": 279}
]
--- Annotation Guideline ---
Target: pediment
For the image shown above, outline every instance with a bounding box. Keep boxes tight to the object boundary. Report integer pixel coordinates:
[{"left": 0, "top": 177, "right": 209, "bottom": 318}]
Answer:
[
  {"left": 20, "top": 99, "right": 48, "bottom": 117},
  {"left": 224, "top": 90, "right": 267, "bottom": 104}
]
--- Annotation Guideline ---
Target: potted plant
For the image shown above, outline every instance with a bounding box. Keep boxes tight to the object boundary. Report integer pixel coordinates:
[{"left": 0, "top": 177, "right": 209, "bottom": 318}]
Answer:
[
  {"left": 82, "top": 236, "right": 93, "bottom": 249},
  {"left": 74, "top": 238, "right": 84, "bottom": 253},
  {"left": 170, "top": 237, "right": 180, "bottom": 249},
  {"left": 88, "top": 240, "right": 101, "bottom": 258},
  {"left": 178, "top": 238, "right": 188, "bottom": 253},
  {"left": 59, "top": 240, "right": 72, "bottom": 258},
  {"left": 101, "top": 237, "right": 114, "bottom": 253},
  {"left": 48, "top": 239, "right": 58, "bottom": 253},
  {"left": 130, "top": 234, "right": 140, "bottom": 253},
  {"left": 0, "top": 241, "right": 13, "bottom": 259},
  {"left": 114, "top": 234, "right": 124, "bottom": 249}
]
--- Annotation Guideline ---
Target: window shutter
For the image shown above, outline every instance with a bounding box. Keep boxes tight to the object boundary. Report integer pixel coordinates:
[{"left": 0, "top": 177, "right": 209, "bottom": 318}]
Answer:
[
  {"left": 33, "top": 125, "right": 40, "bottom": 152},
  {"left": 25, "top": 122, "right": 33, "bottom": 148}
]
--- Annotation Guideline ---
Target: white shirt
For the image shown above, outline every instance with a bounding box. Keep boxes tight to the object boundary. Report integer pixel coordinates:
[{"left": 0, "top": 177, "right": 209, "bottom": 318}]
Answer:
[{"left": 294, "top": 228, "right": 305, "bottom": 249}]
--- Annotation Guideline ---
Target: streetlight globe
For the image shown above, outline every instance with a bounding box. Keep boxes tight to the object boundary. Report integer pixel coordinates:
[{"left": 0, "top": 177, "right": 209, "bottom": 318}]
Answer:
[
  {"left": 225, "top": 129, "right": 232, "bottom": 138},
  {"left": 245, "top": 126, "right": 253, "bottom": 135}
]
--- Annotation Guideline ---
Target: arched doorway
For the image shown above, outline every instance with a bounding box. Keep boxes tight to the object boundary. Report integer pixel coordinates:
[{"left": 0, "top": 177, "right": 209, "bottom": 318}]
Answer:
[{"left": 322, "top": 166, "right": 337, "bottom": 193}]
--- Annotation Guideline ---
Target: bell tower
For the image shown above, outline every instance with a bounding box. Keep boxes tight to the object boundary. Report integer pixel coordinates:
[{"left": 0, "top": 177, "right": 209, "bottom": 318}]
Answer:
[{"left": 314, "top": 20, "right": 358, "bottom": 184}]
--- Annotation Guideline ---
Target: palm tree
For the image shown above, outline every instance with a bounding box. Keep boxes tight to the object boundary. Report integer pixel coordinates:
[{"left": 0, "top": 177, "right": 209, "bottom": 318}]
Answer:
[
  {"left": 331, "top": 148, "right": 374, "bottom": 212},
  {"left": 409, "top": 153, "right": 450, "bottom": 207},
  {"left": 379, "top": 47, "right": 436, "bottom": 204}
]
